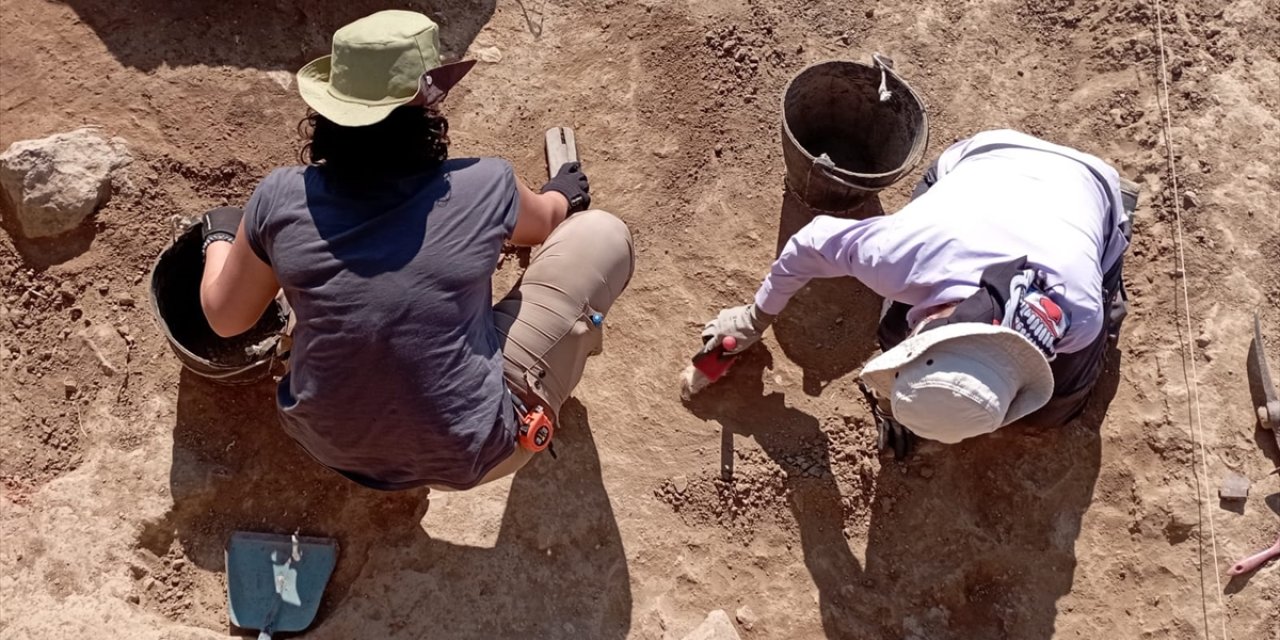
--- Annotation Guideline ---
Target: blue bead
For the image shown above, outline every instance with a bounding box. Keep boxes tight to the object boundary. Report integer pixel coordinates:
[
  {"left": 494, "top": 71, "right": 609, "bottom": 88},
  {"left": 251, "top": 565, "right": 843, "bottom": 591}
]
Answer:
[{"left": 590, "top": 313, "right": 604, "bottom": 327}]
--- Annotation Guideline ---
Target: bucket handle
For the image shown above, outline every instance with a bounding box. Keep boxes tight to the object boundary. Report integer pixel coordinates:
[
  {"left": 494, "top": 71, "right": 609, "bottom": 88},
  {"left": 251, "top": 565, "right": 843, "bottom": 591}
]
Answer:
[
  {"left": 872, "top": 53, "right": 895, "bottom": 102},
  {"left": 170, "top": 215, "right": 199, "bottom": 244},
  {"left": 802, "top": 154, "right": 879, "bottom": 200}
]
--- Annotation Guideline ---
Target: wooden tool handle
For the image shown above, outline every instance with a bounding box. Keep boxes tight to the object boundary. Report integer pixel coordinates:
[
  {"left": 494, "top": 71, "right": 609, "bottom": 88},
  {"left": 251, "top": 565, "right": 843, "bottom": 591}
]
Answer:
[{"left": 544, "top": 127, "right": 579, "bottom": 179}]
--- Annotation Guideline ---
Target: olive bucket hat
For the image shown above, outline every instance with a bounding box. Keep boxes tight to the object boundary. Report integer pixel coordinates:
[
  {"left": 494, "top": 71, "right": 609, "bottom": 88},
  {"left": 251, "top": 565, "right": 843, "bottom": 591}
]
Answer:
[{"left": 297, "top": 10, "right": 476, "bottom": 127}]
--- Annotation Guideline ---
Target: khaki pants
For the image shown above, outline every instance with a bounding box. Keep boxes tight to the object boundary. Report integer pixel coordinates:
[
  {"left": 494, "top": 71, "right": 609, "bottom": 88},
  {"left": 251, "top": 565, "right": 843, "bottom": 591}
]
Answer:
[{"left": 464, "top": 210, "right": 635, "bottom": 487}]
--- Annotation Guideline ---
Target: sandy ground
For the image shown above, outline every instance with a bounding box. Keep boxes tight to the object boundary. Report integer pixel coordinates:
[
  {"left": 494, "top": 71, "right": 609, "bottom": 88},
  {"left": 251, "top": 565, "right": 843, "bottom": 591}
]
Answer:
[{"left": 2, "top": 0, "right": 1279, "bottom": 638}]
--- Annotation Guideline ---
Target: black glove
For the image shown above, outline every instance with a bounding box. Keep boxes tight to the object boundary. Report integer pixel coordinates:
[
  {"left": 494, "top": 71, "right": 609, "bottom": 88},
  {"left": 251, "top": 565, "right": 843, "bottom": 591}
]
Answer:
[
  {"left": 201, "top": 206, "right": 243, "bottom": 256},
  {"left": 858, "top": 382, "right": 916, "bottom": 460},
  {"left": 541, "top": 162, "right": 591, "bottom": 214}
]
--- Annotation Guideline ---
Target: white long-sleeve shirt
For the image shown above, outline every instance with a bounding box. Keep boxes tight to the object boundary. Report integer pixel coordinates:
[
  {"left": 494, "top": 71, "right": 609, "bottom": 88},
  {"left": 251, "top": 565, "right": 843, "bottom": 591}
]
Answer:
[{"left": 753, "top": 130, "right": 1128, "bottom": 354}]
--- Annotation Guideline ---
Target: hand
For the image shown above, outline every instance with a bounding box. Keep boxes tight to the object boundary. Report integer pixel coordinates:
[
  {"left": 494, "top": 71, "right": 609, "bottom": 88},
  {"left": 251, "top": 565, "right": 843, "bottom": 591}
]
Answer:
[
  {"left": 540, "top": 162, "right": 591, "bottom": 214},
  {"left": 858, "top": 382, "right": 915, "bottom": 460},
  {"left": 701, "top": 303, "right": 775, "bottom": 355},
  {"left": 201, "top": 206, "right": 243, "bottom": 256},
  {"left": 877, "top": 414, "right": 916, "bottom": 460}
]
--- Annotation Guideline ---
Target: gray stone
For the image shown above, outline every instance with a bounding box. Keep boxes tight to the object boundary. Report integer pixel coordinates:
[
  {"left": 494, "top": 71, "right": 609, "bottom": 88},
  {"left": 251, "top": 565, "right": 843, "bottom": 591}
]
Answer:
[
  {"left": 682, "top": 610, "right": 742, "bottom": 640},
  {"left": 0, "top": 127, "right": 131, "bottom": 238},
  {"left": 1219, "top": 471, "right": 1249, "bottom": 500}
]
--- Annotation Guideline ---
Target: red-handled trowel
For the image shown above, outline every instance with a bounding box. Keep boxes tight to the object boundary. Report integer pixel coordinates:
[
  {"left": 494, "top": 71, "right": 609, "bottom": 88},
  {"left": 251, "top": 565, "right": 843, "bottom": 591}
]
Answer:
[{"left": 680, "top": 336, "right": 739, "bottom": 400}]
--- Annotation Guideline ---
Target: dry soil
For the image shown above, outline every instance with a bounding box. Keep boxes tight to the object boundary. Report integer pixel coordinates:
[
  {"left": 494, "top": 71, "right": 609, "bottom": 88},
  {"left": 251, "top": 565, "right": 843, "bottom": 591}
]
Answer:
[{"left": 1, "top": 0, "right": 1278, "bottom": 639}]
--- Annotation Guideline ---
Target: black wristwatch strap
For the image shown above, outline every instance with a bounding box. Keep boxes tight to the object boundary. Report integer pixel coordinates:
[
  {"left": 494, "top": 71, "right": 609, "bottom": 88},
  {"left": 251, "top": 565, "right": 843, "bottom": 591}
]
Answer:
[{"left": 202, "top": 231, "right": 235, "bottom": 256}]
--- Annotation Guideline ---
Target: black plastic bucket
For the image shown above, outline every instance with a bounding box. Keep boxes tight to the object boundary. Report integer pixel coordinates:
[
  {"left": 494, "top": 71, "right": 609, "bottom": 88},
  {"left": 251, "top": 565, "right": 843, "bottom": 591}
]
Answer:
[
  {"left": 782, "top": 55, "right": 929, "bottom": 215},
  {"left": 148, "top": 220, "right": 288, "bottom": 385}
]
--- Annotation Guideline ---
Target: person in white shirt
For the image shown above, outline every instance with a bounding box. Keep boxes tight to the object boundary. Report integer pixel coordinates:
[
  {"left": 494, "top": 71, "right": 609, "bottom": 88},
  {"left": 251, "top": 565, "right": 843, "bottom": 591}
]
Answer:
[{"left": 700, "top": 130, "right": 1135, "bottom": 455}]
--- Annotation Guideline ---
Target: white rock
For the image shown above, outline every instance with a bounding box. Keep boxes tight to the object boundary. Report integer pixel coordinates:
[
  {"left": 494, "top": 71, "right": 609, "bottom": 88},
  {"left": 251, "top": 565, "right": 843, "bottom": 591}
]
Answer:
[
  {"left": 262, "top": 70, "right": 294, "bottom": 91},
  {"left": 473, "top": 45, "right": 503, "bottom": 63},
  {"left": 682, "top": 610, "right": 742, "bottom": 640},
  {"left": 735, "top": 605, "right": 757, "bottom": 630},
  {"left": 0, "top": 127, "right": 131, "bottom": 238}
]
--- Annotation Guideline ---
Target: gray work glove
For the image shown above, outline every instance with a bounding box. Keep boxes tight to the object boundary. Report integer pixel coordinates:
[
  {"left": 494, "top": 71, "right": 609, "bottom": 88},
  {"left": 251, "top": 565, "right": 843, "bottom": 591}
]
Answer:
[{"left": 701, "top": 303, "right": 775, "bottom": 355}]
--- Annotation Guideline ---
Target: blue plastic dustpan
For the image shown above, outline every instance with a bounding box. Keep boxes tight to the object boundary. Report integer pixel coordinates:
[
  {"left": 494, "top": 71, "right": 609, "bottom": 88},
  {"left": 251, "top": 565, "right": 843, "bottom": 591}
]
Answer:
[{"left": 226, "top": 531, "right": 338, "bottom": 639}]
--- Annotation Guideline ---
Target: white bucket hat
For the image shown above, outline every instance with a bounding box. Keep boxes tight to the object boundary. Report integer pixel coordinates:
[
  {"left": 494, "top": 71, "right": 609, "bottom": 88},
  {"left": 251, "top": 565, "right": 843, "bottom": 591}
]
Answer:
[{"left": 860, "top": 322, "right": 1054, "bottom": 444}]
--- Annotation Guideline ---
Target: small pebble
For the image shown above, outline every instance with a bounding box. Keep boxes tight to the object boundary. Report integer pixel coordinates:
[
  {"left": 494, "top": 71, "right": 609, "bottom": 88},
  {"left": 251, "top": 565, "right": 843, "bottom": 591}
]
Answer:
[
  {"left": 126, "top": 593, "right": 140, "bottom": 605},
  {"left": 1195, "top": 334, "right": 1211, "bottom": 349},
  {"left": 672, "top": 474, "right": 689, "bottom": 494},
  {"left": 115, "top": 294, "right": 135, "bottom": 308},
  {"left": 1183, "top": 190, "right": 1200, "bottom": 208},
  {"left": 736, "top": 605, "right": 758, "bottom": 630}
]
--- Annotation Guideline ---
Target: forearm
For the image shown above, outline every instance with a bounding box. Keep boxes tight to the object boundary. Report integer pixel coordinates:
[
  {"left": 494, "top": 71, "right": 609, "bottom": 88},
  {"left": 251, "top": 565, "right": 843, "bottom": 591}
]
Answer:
[
  {"left": 200, "top": 242, "right": 242, "bottom": 336},
  {"left": 752, "top": 215, "right": 874, "bottom": 316},
  {"left": 199, "top": 231, "right": 280, "bottom": 338},
  {"left": 511, "top": 184, "right": 569, "bottom": 246},
  {"left": 200, "top": 242, "right": 233, "bottom": 312}
]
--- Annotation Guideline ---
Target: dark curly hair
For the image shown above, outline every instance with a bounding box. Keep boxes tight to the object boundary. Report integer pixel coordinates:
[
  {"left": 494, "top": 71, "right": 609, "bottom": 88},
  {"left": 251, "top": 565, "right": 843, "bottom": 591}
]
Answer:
[{"left": 299, "top": 106, "right": 449, "bottom": 185}]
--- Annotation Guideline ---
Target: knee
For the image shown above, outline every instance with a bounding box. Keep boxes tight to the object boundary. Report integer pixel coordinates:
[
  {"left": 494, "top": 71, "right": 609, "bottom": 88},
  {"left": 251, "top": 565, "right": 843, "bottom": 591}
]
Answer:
[
  {"left": 573, "top": 209, "right": 633, "bottom": 255},
  {"left": 574, "top": 209, "right": 630, "bottom": 239},
  {"left": 570, "top": 210, "right": 634, "bottom": 286}
]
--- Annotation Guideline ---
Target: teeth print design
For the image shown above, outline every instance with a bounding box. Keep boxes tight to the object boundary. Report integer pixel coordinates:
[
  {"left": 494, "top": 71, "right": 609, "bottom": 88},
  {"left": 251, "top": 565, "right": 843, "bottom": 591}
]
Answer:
[{"left": 1014, "top": 293, "right": 1069, "bottom": 361}]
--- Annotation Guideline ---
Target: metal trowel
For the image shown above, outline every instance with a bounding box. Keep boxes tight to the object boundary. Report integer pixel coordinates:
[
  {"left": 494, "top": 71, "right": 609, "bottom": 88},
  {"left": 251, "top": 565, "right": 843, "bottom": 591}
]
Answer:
[{"left": 226, "top": 531, "right": 338, "bottom": 639}]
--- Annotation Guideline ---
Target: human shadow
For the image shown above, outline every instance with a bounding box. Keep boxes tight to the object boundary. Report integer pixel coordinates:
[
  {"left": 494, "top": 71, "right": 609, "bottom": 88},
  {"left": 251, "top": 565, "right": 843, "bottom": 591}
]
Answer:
[
  {"left": 842, "top": 343, "right": 1116, "bottom": 639},
  {"left": 684, "top": 346, "right": 864, "bottom": 632},
  {"left": 685, "top": 329, "right": 1116, "bottom": 639},
  {"left": 150, "top": 372, "right": 630, "bottom": 638},
  {"left": 60, "top": 0, "right": 496, "bottom": 72},
  {"left": 334, "top": 399, "right": 634, "bottom": 639},
  {"left": 770, "top": 190, "right": 886, "bottom": 397}
]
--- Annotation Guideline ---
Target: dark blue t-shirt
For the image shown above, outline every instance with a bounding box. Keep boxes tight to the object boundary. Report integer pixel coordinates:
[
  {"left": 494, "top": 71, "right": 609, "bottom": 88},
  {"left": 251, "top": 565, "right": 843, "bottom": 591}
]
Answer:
[{"left": 243, "top": 158, "right": 519, "bottom": 489}]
